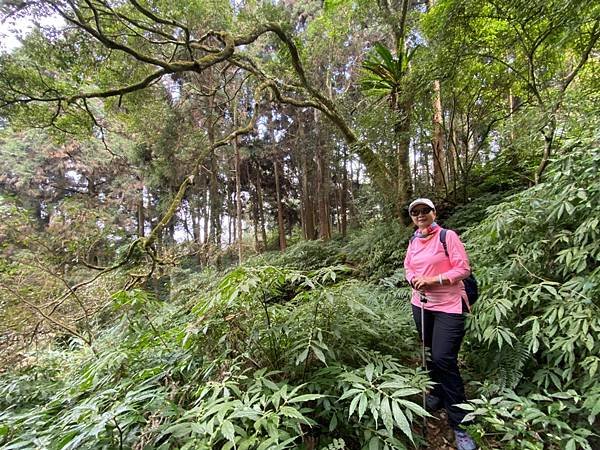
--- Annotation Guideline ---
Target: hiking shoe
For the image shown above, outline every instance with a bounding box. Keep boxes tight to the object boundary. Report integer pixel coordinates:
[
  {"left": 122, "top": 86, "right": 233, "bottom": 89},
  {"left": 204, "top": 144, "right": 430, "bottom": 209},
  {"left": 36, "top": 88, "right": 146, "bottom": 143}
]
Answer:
[
  {"left": 454, "top": 429, "right": 477, "bottom": 450},
  {"left": 425, "top": 393, "right": 442, "bottom": 412}
]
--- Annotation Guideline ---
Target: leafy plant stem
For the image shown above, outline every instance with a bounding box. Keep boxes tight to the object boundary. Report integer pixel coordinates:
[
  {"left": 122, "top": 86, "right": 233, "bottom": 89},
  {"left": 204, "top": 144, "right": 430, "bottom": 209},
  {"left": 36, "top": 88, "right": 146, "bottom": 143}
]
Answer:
[{"left": 113, "top": 417, "right": 124, "bottom": 450}]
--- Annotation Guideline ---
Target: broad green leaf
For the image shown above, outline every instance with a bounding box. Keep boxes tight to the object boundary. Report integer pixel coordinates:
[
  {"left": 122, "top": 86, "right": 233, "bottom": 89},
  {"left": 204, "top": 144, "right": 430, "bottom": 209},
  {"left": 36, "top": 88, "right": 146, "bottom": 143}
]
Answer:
[
  {"left": 391, "top": 400, "right": 413, "bottom": 442},
  {"left": 287, "top": 394, "right": 325, "bottom": 403},
  {"left": 295, "top": 348, "right": 309, "bottom": 365},
  {"left": 358, "top": 393, "right": 368, "bottom": 420},
  {"left": 279, "top": 406, "right": 307, "bottom": 422},
  {"left": 339, "top": 388, "right": 363, "bottom": 401},
  {"left": 221, "top": 420, "right": 235, "bottom": 442},
  {"left": 312, "top": 346, "right": 327, "bottom": 364},
  {"left": 380, "top": 396, "right": 393, "bottom": 433},
  {"left": 368, "top": 436, "right": 380, "bottom": 450},
  {"left": 349, "top": 394, "right": 360, "bottom": 418},
  {"left": 365, "top": 363, "right": 375, "bottom": 382}
]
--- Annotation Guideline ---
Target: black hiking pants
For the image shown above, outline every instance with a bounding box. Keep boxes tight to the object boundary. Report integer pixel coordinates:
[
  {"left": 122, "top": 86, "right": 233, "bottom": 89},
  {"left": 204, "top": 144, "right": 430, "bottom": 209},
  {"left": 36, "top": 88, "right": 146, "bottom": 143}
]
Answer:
[{"left": 412, "top": 304, "right": 469, "bottom": 429}]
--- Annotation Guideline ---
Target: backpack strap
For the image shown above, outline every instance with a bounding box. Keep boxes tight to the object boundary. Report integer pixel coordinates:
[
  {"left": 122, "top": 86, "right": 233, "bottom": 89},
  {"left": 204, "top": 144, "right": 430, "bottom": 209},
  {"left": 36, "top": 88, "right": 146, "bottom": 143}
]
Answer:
[
  {"left": 412, "top": 230, "right": 448, "bottom": 253},
  {"left": 439, "top": 228, "right": 472, "bottom": 312},
  {"left": 439, "top": 228, "right": 449, "bottom": 257},
  {"left": 411, "top": 229, "right": 449, "bottom": 256}
]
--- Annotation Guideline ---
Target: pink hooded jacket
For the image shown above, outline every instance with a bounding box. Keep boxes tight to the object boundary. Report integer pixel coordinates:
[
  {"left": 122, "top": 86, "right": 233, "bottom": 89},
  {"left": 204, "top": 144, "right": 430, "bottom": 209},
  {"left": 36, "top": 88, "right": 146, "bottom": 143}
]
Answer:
[{"left": 404, "top": 227, "right": 471, "bottom": 314}]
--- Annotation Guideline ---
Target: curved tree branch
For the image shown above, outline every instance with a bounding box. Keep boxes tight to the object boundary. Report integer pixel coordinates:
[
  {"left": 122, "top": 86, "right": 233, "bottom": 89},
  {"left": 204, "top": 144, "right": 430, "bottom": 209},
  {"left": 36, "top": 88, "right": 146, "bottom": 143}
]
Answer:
[{"left": 2, "top": 9, "right": 396, "bottom": 203}]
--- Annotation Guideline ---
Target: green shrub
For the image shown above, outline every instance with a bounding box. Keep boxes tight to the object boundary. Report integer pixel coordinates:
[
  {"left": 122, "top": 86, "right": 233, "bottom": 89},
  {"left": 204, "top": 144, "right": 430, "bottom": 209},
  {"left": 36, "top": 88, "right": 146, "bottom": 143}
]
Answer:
[
  {"left": 463, "top": 139, "right": 600, "bottom": 448},
  {"left": 261, "top": 238, "right": 347, "bottom": 271},
  {"left": 459, "top": 389, "right": 598, "bottom": 450},
  {"left": 0, "top": 264, "right": 427, "bottom": 449},
  {"left": 343, "top": 221, "right": 411, "bottom": 281}
]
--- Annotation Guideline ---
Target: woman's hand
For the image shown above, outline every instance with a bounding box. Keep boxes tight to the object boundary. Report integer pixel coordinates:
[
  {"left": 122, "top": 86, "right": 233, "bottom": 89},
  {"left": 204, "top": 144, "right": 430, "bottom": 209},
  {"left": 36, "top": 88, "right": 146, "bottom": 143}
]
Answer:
[{"left": 412, "top": 276, "right": 440, "bottom": 290}]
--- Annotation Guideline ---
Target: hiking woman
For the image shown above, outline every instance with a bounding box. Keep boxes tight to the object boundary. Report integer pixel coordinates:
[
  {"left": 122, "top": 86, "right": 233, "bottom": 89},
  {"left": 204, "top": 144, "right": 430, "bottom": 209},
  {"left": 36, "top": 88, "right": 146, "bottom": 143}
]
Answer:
[{"left": 403, "top": 198, "right": 477, "bottom": 450}]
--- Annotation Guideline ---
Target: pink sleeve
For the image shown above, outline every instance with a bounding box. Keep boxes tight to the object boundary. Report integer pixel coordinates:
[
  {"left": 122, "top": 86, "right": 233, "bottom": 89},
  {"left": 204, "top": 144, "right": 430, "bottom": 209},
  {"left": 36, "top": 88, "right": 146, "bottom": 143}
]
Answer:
[
  {"left": 404, "top": 240, "right": 415, "bottom": 285},
  {"left": 441, "top": 230, "right": 471, "bottom": 284}
]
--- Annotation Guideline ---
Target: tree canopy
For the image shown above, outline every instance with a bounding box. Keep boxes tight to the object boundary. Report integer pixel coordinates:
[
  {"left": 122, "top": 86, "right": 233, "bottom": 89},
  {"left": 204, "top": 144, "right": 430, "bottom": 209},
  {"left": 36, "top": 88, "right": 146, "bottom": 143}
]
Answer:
[{"left": 0, "top": 0, "right": 598, "bottom": 448}]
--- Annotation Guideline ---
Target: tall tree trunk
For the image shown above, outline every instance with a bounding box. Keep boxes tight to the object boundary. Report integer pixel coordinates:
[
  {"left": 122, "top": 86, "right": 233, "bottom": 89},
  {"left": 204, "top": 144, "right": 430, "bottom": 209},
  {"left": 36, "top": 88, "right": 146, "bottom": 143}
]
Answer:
[
  {"left": 412, "top": 139, "right": 419, "bottom": 192},
  {"left": 247, "top": 164, "right": 260, "bottom": 251},
  {"left": 423, "top": 142, "right": 431, "bottom": 189},
  {"left": 315, "top": 138, "right": 331, "bottom": 239},
  {"left": 428, "top": 0, "right": 446, "bottom": 196},
  {"left": 450, "top": 121, "right": 458, "bottom": 203},
  {"left": 225, "top": 173, "right": 233, "bottom": 245},
  {"left": 396, "top": 101, "right": 413, "bottom": 219},
  {"left": 202, "top": 172, "right": 210, "bottom": 264},
  {"left": 348, "top": 160, "right": 360, "bottom": 229},
  {"left": 194, "top": 182, "right": 207, "bottom": 267},
  {"left": 192, "top": 201, "right": 201, "bottom": 243},
  {"left": 255, "top": 167, "right": 267, "bottom": 249},
  {"left": 228, "top": 205, "right": 233, "bottom": 245},
  {"left": 274, "top": 157, "right": 287, "bottom": 250},
  {"left": 461, "top": 119, "right": 470, "bottom": 202},
  {"left": 300, "top": 128, "right": 317, "bottom": 240},
  {"left": 431, "top": 80, "right": 447, "bottom": 194},
  {"left": 297, "top": 166, "right": 305, "bottom": 236},
  {"left": 252, "top": 199, "right": 260, "bottom": 252},
  {"left": 340, "top": 146, "right": 348, "bottom": 238},
  {"left": 206, "top": 83, "right": 222, "bottom": 246},
  {"left": 234, "top": 136, "right": 243, "bottom": 263},
  {"left": 508, "top": 88, "right": 515, "bottom": 143},
  {"left": 208, "top": 154, "right": 221, "bottom": 245}
]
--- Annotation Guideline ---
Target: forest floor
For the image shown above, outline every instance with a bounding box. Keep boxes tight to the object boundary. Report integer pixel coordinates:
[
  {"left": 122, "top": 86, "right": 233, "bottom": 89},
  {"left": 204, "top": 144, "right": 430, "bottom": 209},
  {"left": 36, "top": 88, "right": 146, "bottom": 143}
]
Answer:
[{"left": 424, "top": 410, "right": 456, "bottom": 449}]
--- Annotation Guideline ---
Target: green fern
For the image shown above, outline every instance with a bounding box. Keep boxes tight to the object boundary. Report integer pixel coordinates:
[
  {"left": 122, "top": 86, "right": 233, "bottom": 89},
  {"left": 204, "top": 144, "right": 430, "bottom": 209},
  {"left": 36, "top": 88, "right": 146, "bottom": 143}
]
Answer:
[{"left": 494, "top": 339, "right": 531, "bottom": 391}]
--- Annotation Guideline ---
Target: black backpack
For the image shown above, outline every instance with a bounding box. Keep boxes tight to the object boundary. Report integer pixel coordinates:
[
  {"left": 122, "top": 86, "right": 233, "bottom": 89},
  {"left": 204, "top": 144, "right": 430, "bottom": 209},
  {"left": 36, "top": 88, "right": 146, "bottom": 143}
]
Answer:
[{"left": 409, "top": 229, "right": 479, "bottom": 306}]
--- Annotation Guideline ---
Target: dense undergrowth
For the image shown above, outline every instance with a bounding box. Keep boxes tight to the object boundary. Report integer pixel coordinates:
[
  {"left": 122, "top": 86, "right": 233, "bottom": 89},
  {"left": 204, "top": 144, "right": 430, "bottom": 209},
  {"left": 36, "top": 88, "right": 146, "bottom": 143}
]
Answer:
[
  {"left": 1, "top": 141, "right": 599, "bottom": 449},
  {"left": 459, "top": 143, "right": 600, "bottom": 450},
  {"left": 0, "top": 265, "right": 430, "bottom": 450}
]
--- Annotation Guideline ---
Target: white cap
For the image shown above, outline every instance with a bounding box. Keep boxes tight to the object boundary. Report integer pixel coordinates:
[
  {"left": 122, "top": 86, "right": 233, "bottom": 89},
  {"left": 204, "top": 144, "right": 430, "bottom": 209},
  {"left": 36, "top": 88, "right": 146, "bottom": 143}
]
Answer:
[{"left": 408, "top": 198, "right": 435, "bottom": 213}]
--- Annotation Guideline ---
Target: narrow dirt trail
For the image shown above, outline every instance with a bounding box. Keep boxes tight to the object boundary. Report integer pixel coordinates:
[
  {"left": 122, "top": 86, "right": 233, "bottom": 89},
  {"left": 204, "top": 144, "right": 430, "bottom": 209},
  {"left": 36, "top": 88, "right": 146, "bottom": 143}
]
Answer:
[{"left": 418, "top": 410, "right": 456, "bottom": 449}]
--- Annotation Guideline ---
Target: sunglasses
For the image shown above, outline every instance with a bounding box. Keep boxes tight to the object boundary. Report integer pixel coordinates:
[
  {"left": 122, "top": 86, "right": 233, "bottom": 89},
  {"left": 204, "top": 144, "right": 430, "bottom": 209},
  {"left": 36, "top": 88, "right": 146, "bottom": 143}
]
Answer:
[{"left": 410, "top": 207, "right": 433, "bottom": 216}]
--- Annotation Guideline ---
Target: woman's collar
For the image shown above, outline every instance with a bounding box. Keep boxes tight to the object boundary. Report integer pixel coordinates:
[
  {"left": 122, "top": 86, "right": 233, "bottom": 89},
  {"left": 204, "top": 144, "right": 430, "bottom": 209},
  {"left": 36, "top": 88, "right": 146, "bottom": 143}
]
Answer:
[{"left": 414, "top": 221, "right": 440, "bottom": 238}]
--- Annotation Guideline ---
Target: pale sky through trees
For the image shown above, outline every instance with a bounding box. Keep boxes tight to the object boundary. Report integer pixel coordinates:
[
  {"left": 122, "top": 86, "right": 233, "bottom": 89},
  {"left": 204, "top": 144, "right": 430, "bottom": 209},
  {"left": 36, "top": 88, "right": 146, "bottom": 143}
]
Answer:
[
  {"left": 0, "top": 14, "right": 62, "bottom": 53},
  {"left": 0, "top": 16, "right": 33, "bottom": 52}
]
